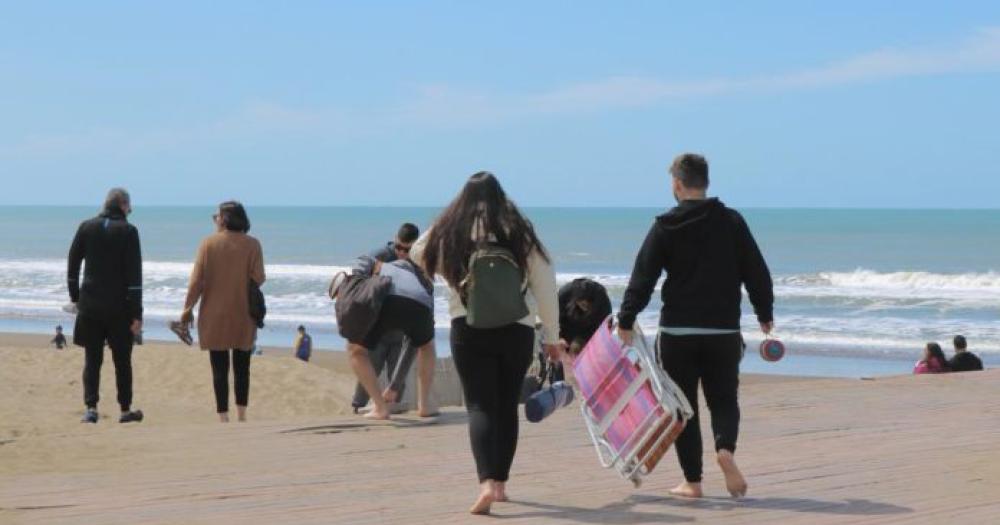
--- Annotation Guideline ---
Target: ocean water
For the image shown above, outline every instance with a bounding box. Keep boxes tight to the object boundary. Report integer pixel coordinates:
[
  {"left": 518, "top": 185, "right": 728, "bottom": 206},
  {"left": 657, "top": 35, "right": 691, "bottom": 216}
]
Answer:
[{"left": 1, "top": 206, "right": 998, "bottom": 377}]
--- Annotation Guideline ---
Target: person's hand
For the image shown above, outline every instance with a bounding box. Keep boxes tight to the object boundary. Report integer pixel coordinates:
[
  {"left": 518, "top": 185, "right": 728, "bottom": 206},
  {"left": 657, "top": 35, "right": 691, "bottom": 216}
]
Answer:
[
  {"left": 617, "top": 327, "right": 634, "bottom": 346},
  {"left": 180, "top": 310, "right": 194, "bottom": 325},
  {"left": 760, "top": 321, "right": 774, "bottom": 335},
  {"left": 130, "top": 320, "right": 142, "bottom": 336},
  {"left": 382, "top": 388, "right": 398, "bottom": 403},
  {"left": 543, "top": 343, "right": 563, "bottom": 363}
]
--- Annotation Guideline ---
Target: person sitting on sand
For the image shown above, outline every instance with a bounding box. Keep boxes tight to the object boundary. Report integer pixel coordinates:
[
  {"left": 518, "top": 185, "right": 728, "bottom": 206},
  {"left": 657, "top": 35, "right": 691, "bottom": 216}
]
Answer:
[
  {"left": 330, "top": 254, "right": 437, "bottom": 420},
  {"left": 51, "top": 325, "right": 67, "bottom": 350},
  {"left": 293, "top": 325, "right": 312, "bottom": 362},
  {"left": 913, "top": 342, "right": 950, "bottom": 374},
  {"left": 948, "top": 335, "right": 983, "bottom": 372}
]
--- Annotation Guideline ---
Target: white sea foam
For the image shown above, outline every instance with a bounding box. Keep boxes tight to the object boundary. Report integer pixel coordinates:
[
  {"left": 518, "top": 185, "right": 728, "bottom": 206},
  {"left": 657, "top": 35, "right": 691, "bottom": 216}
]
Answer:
[{"left": 2, "top": 259, "right": 998, "bottom": 355}]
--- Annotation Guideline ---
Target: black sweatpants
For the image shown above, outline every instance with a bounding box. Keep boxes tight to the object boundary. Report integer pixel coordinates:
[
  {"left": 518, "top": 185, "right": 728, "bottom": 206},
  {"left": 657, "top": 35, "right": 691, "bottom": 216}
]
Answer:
[
  {"left": 450, "top": 317, "right": 534, "bottom": 482},
  {"left": 209, "top": 349, "right": 251, "bottom": 413},
  {"left": 78, "top": 315, "right": 134, "bottom": 412},
  {"left": 659, "top": 332, "right": 743, "bottom": 483}
]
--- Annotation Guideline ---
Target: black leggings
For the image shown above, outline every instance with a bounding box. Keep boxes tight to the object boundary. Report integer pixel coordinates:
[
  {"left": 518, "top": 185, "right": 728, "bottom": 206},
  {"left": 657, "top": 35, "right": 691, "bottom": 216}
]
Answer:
[
  {"left": 450, "top": 317, "right": 534, "bottom": 482},
  {"left": 209, "top": 349, "right": 251, "bottom": 413},
  {"left": 659, "top": 332, "right": 743, "bottom": 483}
]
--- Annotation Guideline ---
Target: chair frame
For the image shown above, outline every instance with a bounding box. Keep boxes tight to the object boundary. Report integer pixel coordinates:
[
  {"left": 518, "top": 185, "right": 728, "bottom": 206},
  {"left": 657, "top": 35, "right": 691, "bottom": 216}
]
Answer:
[{"left": 577, "top": 321, "right": 694, "bottom": 487}]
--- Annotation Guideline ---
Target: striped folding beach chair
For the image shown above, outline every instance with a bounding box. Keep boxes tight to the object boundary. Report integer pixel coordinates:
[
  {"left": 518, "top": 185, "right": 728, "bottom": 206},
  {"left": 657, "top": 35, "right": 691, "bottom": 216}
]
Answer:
[{"left": 572, "top": 317, "right": 694, "bottom": 487}]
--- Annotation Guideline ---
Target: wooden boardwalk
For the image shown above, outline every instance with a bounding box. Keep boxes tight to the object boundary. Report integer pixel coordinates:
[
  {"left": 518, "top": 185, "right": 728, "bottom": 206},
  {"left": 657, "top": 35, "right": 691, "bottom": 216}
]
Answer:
[{"left": 3, "top": 370, "right": 1000, "bottom": 524}]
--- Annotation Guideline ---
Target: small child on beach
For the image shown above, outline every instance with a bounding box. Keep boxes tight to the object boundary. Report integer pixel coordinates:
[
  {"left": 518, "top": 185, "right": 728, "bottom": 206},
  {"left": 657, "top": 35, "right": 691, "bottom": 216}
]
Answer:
[{"left": 51, "top": 325, "right": 66, "bottom": 349}]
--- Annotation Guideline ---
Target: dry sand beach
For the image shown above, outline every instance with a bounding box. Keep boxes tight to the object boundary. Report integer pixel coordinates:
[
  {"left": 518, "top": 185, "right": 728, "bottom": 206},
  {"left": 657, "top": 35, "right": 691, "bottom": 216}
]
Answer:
[{"left": 2, "top": 333, "right": 1000, "bottom": 524}]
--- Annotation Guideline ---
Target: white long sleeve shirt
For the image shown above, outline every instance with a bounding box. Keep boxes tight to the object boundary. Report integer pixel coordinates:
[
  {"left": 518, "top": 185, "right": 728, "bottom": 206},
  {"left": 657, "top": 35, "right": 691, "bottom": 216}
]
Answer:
[{"left": 411, "top": 228, "right": 560, "bottom": 344}]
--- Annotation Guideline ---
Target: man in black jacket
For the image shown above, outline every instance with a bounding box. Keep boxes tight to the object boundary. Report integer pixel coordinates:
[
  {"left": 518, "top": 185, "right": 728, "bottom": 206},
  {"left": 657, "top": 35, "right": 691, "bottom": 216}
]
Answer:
[
  {"left": 68, "top": 188, "right": 144, "bottom": 424},
  {"left": 948, "top": 335, "right": 984, "bottom": 372},
  {"left": 618, "top": 153, "right": 773, "bottom": 499}
]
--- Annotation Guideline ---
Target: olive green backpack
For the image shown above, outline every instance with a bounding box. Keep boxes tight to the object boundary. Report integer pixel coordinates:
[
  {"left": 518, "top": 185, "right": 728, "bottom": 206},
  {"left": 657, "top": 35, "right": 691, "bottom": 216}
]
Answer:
[{"left": 460, "top": 245, "right": 528, "bottom": 328}]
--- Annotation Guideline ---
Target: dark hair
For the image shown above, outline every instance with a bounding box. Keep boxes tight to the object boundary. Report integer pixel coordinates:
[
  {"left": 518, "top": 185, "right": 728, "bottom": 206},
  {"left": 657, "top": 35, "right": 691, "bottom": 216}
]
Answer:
[
  {"left": 954, "top": 335, "right": 967, "bottom": 350},
  {"left": 397, "top": 223, "right": 420, "bottom": 244},
  {"left": 926, "top": 343, "right": 948, "bottom": 369},
  {"left": 219, "top": 201, "right": 251, "bottom": 233},
  {"left": 297, "top": 325, "right": 305, "bottom": 332},
  {"left": 669, "top": 153, "right": 709, "bottom": 190},
  {"left": 423, "top": 171, "right": 549, "bottom": 289}
]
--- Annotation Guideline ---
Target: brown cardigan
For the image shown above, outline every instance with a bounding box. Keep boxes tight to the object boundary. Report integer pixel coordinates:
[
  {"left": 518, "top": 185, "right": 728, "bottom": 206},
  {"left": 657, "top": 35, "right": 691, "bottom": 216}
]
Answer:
[{"left": 182, "top": 231, "right": 266, "bottom": 350}]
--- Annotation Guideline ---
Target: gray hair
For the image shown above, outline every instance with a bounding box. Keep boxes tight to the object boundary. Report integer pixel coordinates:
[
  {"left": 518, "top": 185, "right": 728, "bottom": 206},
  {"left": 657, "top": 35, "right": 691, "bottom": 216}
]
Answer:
[{"left": 103, "top": 187, "right": 131, "bottom": 213}]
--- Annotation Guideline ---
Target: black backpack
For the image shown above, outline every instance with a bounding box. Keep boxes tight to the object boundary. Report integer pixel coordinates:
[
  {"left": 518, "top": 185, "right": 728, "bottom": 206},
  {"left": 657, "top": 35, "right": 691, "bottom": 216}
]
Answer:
[{"left": 333, "top": 272, "right": 392, "bottom": 343}]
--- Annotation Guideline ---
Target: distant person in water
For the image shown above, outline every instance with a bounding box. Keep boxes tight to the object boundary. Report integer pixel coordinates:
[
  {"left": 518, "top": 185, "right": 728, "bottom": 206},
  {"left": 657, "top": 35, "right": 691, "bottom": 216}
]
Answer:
[
  {"left": 948, "top": 335, "right": 983, "bottom": 372},
  {"left": 294, "top": 325, "right": 312, "bottom": 362},
  {"left": 913, "top": 342, "right": 949, "bottom": 374},
  {"left": 51, "top": 325, "right": 67, "bottom": 349}
]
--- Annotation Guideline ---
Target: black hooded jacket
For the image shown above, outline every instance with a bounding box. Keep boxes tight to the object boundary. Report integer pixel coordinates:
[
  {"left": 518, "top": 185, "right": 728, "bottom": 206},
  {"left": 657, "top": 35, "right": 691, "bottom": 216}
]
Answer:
[
  {"left": 67, "top": 209, "right": 143, "bottom": 322},
  {"left": 618, "top": 198, "right": 772, "bottom": 331}
]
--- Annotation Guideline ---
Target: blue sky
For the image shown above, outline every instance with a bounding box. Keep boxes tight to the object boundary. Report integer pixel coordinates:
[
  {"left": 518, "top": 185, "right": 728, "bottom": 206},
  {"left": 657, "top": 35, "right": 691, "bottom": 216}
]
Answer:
[{"left": 1, "top": 2, "right": 999, "bottom": 208}]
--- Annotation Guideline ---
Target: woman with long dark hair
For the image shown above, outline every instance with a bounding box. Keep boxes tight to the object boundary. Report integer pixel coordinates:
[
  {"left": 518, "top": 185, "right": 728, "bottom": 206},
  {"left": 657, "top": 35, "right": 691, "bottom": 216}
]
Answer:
[
  {"left": 179, "top": 201, "right": 266, "bottom": 422},
  {"left": 914, "top": 342, "right": 950, "bottom": 374},
  {"left": 412, "top": 172, "right": 562, "bottom": 514}
]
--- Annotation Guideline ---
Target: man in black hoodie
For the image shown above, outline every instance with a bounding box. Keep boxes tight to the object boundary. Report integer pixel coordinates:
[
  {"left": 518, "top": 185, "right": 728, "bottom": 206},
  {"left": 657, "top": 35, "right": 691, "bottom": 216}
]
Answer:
[
  {"left": 948, "top": 335, "right": 983, "bottom": 372},
  {"left": 68, "top": 188, "right": 144, "bottom": 424},
  {"left": 618, "top": 153, "right": 773, "bottom": 499}
]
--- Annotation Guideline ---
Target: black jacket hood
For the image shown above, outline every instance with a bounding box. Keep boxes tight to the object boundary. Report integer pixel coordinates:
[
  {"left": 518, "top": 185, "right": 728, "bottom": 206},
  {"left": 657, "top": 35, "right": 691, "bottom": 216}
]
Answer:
[{"left": 656, "top": 198, "right": 724, "bottom": 231}]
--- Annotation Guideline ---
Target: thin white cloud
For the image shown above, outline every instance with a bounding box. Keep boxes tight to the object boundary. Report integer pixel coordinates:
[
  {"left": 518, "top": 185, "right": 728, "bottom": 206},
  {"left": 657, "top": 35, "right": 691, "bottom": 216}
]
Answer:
[
  {"left": 403, "top": 26, "right": 1000, "bottom": 125},
  {"left": 3, "top": 27, "right": 999, "bottom": 157}
]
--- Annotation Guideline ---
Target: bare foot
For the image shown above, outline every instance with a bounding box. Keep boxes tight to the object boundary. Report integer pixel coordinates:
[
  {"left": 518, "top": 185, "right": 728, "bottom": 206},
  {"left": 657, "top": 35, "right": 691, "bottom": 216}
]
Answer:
[
  {"left": 494, "top": 481, "right": 508, "bottom": 502},
  {"left": 717, "top": 449, "right": 748, "bottom": 498},
  {"left": 363, "top": 408, "right": 390, "bottom": 420},
  {"left": 236, "top": 406, "right": 247, "bottom": 422},
  {"left": 470, "top": 488, "right": 495, "bottom": 515},
  {"left": 668, "top": 481, "right": 703, "bottom": 498},
  {"left": 218, "top": 412, "right": 230, "bottom": 423}
]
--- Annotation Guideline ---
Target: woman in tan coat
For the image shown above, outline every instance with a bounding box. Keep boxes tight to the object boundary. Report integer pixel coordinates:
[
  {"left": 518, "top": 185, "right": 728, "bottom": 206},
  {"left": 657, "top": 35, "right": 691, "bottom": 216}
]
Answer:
[{"left": 180, "top": 201, "right": 265, "bottom": 422}]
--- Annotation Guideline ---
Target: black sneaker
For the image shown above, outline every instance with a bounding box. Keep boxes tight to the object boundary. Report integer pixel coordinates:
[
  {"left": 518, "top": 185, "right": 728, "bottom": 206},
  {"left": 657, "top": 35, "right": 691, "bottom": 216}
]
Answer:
[
  {"left": 81, "top": 408, "right": 98, "bottom": 424},
  {"left": 119, "top": 410, "right": 144, "bottom": 423}
]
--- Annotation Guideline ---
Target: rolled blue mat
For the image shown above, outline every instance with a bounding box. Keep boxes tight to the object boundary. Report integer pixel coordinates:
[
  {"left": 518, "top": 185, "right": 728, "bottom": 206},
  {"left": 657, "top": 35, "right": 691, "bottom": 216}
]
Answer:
[{"left": 525, "top": 381, "right": 575, "bottom": 423}]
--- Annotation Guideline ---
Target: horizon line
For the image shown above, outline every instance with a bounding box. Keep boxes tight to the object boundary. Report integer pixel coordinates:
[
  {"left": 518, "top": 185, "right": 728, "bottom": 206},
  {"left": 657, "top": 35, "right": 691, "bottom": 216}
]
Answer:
[{"left": 0, "top": 204, "right": 998, "bottom": 211}]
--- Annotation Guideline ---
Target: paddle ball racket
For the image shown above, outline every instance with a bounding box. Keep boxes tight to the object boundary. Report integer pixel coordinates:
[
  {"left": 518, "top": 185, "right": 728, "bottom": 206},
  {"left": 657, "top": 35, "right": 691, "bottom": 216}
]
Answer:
[{"left": 759, "top": 337, "right": 785, "bottom": 362}]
